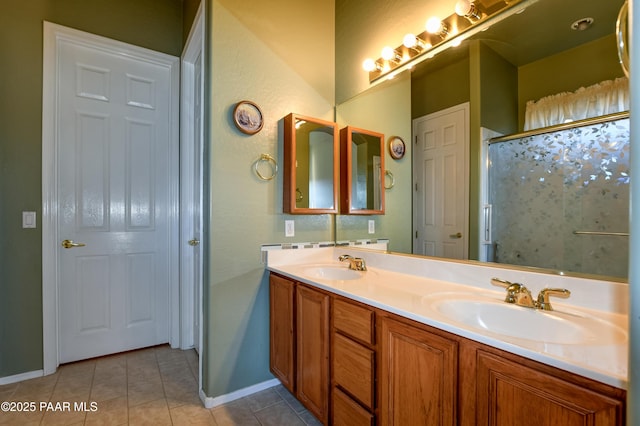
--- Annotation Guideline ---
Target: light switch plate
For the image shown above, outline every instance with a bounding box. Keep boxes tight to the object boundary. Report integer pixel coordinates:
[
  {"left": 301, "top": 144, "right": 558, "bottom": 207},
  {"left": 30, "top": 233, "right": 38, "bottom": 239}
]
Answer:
[
  {"left": 22, "top": 211, "right": 37, "bottom": 228},
  {"left": 285, "top": 220, "right": 295, "bottom": 237},
  {"left": 368, "top": 220, "right": 375, "bottom": 234}
]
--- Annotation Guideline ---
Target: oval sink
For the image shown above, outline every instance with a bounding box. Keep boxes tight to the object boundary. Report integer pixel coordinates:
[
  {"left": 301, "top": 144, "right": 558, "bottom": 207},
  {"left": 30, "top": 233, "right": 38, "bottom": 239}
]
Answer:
[
  {"left": 427, "top": 296, "right": 626, "bottom": 345},
  {"left": 302, "top": 265, "right": 364, "bottom": 281}
]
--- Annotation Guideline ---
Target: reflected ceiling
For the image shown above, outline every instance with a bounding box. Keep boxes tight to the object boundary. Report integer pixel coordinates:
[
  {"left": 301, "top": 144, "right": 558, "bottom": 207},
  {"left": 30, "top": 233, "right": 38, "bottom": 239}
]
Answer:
[{"left": 474, "top": 0, "right": 624, "bottom": 66}]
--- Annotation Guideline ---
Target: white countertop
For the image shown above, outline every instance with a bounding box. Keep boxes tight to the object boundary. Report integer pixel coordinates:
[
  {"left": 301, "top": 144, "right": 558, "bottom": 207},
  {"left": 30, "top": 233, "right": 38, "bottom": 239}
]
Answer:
[{"left": 265, "top": 246, "right": 628, "bottom": 390}]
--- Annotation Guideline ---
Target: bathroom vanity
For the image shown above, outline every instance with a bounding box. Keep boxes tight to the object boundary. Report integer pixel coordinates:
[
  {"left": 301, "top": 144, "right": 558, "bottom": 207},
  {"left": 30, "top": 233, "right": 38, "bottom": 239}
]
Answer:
[{"left": 266, "top": 247, "right": 627, "bottom": 425}]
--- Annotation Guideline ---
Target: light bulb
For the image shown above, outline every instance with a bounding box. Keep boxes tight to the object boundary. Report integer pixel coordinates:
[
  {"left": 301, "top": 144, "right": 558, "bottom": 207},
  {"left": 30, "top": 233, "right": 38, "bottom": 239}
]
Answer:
[
  {"left": 451, "top": 38, "right": 462, "bottom": 47},
  {"left": 403, "top": 33, "right": 417, "bottom": 48},
  {"left": 381, "top": 46, "right": 395, "bottom": 61},
  {"left": 455, "top": 0, "right": 472, "bottom": 16},
  {"left": 455, "top": 0, "right": 481, "bottom": 22},
  {"left": 362, "top": 58, "right": 377, "bottom": 72},
  {"left": 426, "top": 17, "right": 444, "bottom": 34}
]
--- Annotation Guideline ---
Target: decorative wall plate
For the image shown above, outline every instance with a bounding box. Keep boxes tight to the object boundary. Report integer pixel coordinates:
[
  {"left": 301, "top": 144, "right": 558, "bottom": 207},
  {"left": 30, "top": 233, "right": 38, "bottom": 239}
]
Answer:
[
  {"left": 233, "top": 100, "right": 264, "bottom": 134},
  {"left": 388, "top": 136, "right": 406, "bottom": 160}
]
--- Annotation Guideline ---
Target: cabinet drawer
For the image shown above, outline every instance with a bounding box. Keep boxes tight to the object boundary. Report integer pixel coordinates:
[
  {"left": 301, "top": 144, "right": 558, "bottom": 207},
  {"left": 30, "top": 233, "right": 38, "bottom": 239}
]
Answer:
[
  {"left": 332, "top": 387, "right": 374, "bottom": 426},
  {"left": 333, "top": 298, "right": 374, "bottom": 345},
  {"left": 333, "top": 333, "right": 374, "bottom": 409}
]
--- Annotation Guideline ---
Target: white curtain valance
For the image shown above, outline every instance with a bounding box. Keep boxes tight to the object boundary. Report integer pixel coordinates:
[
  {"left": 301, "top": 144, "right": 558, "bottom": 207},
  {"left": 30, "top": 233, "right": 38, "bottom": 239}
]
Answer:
[{"left": 524, "top": 77, "right": 629, "bottom": 131}]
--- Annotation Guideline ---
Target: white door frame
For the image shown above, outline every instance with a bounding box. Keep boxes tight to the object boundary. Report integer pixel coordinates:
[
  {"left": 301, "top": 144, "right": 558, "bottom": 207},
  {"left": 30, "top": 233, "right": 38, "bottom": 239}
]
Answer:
[
  {"left": 42, "top": 22, "right": 180, "bottom": 375},
  {"left": 180, "top": 3, "right": 204, "bottom": 353}
]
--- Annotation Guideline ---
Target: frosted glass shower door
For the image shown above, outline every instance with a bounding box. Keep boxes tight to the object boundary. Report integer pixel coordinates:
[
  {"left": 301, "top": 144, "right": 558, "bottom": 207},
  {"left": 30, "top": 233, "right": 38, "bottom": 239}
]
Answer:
[{"left": 488, "top": 117, "right": 629, "bottom": 278}]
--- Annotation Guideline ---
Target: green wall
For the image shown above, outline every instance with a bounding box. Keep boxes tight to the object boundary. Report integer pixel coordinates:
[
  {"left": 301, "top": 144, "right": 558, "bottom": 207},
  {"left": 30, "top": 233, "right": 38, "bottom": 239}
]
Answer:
[
  {"left": 411, "top": 55, "right": 471, "bottom": 119},
  {"left": 0, "top": 0, "right": 185, "bottom": 379},
  {"left": 204, "top": 0, "right": 335, "bottom": 398},
  {"left": 478, "top": 43, "right": 518, "bottom": 136}
]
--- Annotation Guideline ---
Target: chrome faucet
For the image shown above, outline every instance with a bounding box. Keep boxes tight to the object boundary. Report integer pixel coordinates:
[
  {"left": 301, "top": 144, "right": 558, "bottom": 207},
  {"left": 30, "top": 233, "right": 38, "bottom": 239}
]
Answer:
[
  {"left": 339, "top": 254, "right": 367, "bottom": 271},
  {"left": 491, "top": 278, "right": 570, "bottom": 311}
]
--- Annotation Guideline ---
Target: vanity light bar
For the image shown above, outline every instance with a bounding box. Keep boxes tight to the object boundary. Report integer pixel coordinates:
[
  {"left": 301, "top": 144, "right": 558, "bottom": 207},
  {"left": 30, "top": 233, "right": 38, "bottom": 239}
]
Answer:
[{"left": 365, "top": 0, "right": 536, "bottom": 84}]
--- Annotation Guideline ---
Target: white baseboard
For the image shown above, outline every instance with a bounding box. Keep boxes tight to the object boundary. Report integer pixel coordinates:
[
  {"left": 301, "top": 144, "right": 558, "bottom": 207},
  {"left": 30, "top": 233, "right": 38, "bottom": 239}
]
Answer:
[
  {"left": 200, "top": 378, "right": 281, "bottom": 409},
  {"left": 0, "top": 369, "right": 44, "bottom": 385}
]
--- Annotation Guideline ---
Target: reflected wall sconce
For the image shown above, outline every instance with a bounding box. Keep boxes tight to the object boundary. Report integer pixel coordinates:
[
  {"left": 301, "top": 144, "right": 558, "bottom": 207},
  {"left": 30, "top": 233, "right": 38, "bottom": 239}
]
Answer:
[
  {"left": 362, "top": 0, "right": 531, "bottom": 84},
  {"left": 455, "top": 0, "right": 482, "bottom": 23},
  {"left": 426, "top": 17, "right": 449, "bottom": 39},
  {"left": 403, "top": 34, "right": 431, "bottom": 52}
]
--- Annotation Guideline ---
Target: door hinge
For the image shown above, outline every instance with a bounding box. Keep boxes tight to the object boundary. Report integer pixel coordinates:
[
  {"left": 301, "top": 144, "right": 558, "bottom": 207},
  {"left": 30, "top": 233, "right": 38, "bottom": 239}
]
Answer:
[{"left": 415, "top": 231, "right": 418, "bottom": 238}]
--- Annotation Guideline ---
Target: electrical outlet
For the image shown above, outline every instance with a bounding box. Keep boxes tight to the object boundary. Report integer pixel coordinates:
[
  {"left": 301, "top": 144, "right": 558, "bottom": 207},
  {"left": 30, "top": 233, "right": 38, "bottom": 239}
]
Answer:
[
  {"left": 368, "top": 220, "right": 375, "bottom": 234},
  {"left": 285, "top": 220, "right": 295, "bottom": 237}
]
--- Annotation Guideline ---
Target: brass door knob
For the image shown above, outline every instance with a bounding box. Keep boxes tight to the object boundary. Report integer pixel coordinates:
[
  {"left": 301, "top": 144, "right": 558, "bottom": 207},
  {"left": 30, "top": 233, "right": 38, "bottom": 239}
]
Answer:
[
  {"left": 450, "top": 232, "right": 462, "bottom": 239},
  {"left": 188, "top": 239, "right": 200, "bottom": 246},
  {"left": 61, "top": 239, "right": 86, "bottom": 249}
]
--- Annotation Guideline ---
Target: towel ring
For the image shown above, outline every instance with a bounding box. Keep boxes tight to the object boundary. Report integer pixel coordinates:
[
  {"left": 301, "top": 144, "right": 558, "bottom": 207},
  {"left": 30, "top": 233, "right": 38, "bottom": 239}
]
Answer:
[
  {"left": 254, "top": 154, "right": 278, "bottom": 181},
  {"left": 385, "top": 170, "right": 395, "bottom": 189}
]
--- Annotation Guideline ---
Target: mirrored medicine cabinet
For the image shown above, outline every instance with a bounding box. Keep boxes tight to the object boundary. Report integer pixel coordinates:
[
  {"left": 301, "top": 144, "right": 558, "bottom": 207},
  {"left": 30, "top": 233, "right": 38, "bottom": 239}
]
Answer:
[
  {"left": 283, "top": 114, "right": 385, "bottom": 215},
  {"left": 340, "top": 126, "right": 385, "bottom": 215},
  {"left": 283, "top": 113, "right": 339, "bottom": 214}
]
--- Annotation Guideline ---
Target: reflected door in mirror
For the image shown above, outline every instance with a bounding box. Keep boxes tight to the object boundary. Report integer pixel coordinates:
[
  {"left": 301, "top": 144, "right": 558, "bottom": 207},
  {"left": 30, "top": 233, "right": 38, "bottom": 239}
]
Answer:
[
  {"left": 284, "top": 113, "right": 339, "bottom": 214},
  {"left": 340, "top": 126, "right": 385, "bottom": 215}
]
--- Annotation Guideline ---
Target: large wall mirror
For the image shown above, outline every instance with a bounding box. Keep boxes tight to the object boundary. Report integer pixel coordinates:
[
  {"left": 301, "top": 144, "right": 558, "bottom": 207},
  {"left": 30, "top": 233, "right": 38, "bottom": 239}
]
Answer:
[
  {"left": 284, "top": 113, "right": 339, "bottom": 214},
  {"left": 335, "top": 0, "right": 629, "bottom": 280}
]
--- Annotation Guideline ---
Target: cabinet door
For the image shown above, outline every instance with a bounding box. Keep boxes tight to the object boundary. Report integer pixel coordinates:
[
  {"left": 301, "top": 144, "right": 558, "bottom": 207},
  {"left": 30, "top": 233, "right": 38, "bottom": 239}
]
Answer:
[
  {"left": 379, "top": 316, "right": 458, "bottom": 426},
  {"left": 269, "top": 274, "right": 295, "bottom": 392},
  {"left": 476, "top": 350, "right": 625, "bottom": 426},
  {"left": 297, "top": 285, "right": 330, "bottom": 424}
]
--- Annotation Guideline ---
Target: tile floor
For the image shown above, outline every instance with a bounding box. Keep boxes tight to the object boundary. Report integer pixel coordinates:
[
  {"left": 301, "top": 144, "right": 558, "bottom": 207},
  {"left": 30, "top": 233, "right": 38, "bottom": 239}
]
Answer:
[{"left": 0, "top": 345, "right": 321, "bottom": 425}]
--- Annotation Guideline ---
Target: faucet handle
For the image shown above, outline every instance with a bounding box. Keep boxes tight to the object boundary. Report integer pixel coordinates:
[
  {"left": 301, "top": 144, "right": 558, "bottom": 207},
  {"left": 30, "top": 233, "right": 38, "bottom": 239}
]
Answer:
[
  {"left": 536, "top": 288, "right": 571, "bottom": 311},
  {"left": 490, "top": 277, "right": 513, "bottom": 289}
]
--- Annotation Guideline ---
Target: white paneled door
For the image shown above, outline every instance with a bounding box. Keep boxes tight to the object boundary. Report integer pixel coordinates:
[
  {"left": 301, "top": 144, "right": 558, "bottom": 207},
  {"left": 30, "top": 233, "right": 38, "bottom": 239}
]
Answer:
[
  {"left": 52, "top": 25, "right": 179, "bottom": 364},
  {"left": 413, "top": 103, "right": 469, "bottom": 259}
]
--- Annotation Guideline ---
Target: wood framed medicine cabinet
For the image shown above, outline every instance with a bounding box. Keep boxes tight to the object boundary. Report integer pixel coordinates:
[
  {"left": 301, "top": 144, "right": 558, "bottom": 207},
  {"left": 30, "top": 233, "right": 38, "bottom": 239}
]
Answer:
[
  {"left": 283, "top": 113, "right": 339, "bottom": 214},
  {"left": 340, "top": 126, "right": 385, "bottom": 215}
]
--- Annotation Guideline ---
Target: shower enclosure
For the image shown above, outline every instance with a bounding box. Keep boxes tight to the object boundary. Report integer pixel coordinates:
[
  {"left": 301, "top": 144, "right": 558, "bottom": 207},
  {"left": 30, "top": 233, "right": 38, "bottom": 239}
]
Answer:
[{"left": 485, "top": 114, "right": 629, "bottom": 278}]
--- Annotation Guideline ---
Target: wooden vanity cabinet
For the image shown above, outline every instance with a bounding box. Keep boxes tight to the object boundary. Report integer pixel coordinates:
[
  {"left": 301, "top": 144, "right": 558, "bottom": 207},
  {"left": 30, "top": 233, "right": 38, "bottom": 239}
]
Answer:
[
  {"left": 378, "top": 314, "right": 458, "bottom": 426},
  {"left": 269, "top": 272, "right": 626, "bottom": 426},
  {"left": 269, "top": 273, "right": 330, "bottom": 424}
]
